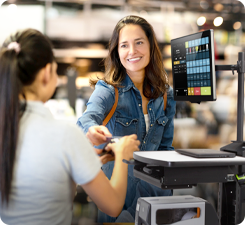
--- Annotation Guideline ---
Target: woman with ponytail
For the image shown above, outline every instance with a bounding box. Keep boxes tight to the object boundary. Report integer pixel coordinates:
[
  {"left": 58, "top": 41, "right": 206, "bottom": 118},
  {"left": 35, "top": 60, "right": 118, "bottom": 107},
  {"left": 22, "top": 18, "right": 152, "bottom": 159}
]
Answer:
[{"left": 0, "top": 29, "right": 140, "bottom": 225}]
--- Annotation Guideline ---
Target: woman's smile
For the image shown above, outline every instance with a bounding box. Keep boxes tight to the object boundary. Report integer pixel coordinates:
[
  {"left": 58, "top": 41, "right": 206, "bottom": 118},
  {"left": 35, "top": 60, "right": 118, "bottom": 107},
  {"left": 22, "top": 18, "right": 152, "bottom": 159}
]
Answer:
[{"left": 127, "top": 57, "right": 142, "bottom": 62}]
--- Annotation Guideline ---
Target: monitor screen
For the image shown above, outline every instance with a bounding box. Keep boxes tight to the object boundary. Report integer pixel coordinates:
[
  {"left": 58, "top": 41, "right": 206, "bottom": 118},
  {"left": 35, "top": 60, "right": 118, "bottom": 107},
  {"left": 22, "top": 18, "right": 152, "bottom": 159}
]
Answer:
[{"left": 171, "top": 29, "right": 216, "bottom": 103}]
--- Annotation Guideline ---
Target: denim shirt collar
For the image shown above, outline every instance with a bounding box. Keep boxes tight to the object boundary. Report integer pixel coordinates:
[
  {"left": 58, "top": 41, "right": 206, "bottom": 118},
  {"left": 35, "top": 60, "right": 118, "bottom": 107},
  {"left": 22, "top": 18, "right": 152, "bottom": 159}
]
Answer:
[
  {"left": 121, "top": 74, "right": 160, "bottom": 104},
  {"left": 120, "top": 74, "right": 136, "bottom": 93}
]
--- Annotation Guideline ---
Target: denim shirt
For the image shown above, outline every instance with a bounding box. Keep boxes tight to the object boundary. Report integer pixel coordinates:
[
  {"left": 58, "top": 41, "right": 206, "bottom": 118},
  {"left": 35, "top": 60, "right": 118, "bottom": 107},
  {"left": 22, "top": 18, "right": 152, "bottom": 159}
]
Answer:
[
  {"left": 77, "top": 75, "right": 176, "bottom": 221},
  {"left": 77, "top": 74, "right": 176, "bottom": 153}
]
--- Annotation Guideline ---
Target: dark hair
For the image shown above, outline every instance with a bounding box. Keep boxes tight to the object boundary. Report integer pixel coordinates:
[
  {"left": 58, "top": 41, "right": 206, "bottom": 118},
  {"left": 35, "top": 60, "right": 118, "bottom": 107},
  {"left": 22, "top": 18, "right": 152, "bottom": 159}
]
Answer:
[
  {"left": 0, "top": 29, "right": 54, "bottom": 204},
  {"left": 90, "top": 15, "right": 169, "bottom": 99}
]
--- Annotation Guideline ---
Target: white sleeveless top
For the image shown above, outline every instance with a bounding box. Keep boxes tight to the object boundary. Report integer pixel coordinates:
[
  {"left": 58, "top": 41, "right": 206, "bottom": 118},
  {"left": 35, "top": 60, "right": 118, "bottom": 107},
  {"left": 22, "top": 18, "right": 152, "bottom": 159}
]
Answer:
[{"left": 144, "top": 114, "right": 149, "bottom": 133}]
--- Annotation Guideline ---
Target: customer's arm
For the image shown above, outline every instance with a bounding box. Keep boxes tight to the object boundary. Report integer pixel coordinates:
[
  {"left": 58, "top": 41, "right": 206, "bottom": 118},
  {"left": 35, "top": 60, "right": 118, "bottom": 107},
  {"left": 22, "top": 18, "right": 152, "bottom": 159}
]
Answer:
[
  {"left": 77, "top": 81, "right": 115, "bottom": 134},
  {"left": 77, "top": 82, "right": 116, "bottom": 146},
  {"left": 82, "top": 135, "right": 140, "bottom": 217}
]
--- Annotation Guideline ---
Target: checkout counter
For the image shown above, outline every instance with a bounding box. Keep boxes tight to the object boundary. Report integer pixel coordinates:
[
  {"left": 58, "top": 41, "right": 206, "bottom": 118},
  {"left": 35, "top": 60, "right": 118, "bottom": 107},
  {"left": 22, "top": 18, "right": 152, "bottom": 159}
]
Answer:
[{"left": 129, "top": 151, "right": 245, "bottom": 225}]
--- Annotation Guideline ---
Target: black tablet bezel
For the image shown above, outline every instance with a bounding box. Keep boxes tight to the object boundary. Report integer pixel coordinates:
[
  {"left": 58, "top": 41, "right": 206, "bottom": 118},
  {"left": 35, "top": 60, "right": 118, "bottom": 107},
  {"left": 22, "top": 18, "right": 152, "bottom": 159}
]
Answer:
[
  {"left": 171, "top": 29, "right": 216, "bottom": 102},
  {"left": 175, "top": 149, "right": 235, "bottom": 158}
]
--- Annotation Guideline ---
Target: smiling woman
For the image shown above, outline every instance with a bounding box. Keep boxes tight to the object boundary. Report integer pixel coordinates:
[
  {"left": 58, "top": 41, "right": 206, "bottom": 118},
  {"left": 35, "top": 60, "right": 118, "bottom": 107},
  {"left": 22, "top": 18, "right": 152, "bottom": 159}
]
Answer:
[
  {"left": 77, "top": 15, "right": 176, "bottom": 223},
  {"left": 117, "top": 24, "right": 150, "bottom": 92}
]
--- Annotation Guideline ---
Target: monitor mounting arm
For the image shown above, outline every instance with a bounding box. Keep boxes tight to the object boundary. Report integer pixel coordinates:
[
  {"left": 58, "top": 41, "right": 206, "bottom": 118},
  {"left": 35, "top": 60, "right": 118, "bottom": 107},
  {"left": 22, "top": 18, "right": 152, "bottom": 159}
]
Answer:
[
  {"left": 217, "top": 52, "right": 245, "bottom": 157},
  {"left": 215, "top": 52, "right": 245, "bottom": 225}
]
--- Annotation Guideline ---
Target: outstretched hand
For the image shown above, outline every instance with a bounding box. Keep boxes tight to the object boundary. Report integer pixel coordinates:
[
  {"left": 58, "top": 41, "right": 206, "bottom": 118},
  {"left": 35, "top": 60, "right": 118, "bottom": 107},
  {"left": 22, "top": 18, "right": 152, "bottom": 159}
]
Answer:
[{"left": 86, "top": 125, "right": 112, "bottom": 146}]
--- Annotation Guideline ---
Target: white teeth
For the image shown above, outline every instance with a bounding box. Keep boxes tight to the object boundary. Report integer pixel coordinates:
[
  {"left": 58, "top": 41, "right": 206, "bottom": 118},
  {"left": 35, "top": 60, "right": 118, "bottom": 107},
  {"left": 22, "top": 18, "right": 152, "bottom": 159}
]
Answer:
[{"left": 128, "top": 57, "right": 141, "bottom": 62}]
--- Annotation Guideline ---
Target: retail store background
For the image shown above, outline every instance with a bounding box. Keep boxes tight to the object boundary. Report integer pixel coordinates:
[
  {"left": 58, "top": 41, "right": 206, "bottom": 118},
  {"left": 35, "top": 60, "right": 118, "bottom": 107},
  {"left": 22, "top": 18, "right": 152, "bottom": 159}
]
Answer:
[{"left": 1, "top": 0, "right": 245, "bottom": 224}]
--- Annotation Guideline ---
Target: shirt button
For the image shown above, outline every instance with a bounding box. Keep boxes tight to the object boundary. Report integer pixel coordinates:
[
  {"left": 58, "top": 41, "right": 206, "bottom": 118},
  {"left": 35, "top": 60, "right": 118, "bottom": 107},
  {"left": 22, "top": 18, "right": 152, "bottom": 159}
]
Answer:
[
  {"left": 139, "top": 104, "right": 141, "bottom": 107},
  {"left": 126, "top": 122, "right": 128, "bottom": 125},
  {"left": 149, "top": 108, "right": 151, "bottom": 110},
  {"left": 163, "top": 121, "right": 165, "bottom": 123},
  {"left": 151, "top": 124, "right": 153, "bottom": 127},
  {"left": 144, "top": 141, "right": 146, "bottom": 144}
]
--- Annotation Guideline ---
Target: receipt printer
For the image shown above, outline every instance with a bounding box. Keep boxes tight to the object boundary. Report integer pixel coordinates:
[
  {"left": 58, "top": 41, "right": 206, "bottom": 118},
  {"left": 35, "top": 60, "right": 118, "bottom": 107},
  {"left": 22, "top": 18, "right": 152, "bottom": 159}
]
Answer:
[{"left": 135, "top": 195, "right": 219, "bottom": 225}]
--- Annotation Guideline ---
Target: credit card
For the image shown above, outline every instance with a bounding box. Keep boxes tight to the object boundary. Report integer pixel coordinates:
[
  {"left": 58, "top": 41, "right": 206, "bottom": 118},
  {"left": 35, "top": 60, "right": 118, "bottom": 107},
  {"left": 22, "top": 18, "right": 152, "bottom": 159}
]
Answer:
[{"left": 100, "top": 136, "right": 123, "bottom": 156}]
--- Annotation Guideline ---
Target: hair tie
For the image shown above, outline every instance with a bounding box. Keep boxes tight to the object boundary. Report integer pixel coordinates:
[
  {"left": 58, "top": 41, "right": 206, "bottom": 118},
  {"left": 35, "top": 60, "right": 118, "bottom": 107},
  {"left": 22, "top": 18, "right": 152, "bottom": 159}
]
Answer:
[{"left": 7, "top": 42, "right": 21, "bottom": 54}]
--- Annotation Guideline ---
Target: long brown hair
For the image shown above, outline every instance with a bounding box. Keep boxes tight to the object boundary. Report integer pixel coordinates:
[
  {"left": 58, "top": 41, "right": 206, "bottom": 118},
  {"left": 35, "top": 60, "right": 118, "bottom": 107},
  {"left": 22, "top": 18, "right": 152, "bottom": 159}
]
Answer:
[
  {"left": 90, "top": 15, "right": 169, "bottom": 99},
  {"left": 0, "top": 29, "right": 54, "bottom": 204}
]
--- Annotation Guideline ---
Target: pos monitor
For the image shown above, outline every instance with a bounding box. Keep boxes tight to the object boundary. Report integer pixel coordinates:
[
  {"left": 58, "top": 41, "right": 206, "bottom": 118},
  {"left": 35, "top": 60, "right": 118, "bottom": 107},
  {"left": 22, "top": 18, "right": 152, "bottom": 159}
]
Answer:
[{"left": 171, "top": 29, "right": 216, "bottom": 103}]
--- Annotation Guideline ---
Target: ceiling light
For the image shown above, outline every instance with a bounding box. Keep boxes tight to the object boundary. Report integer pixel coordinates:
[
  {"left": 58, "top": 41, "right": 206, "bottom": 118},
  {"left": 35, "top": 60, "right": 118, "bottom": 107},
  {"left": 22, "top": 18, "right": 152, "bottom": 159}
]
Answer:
[
  {"left": 7, "top": 3, "right": 17, "bottom": 13},
  {"left": 213, "top": 17, "right": 223, "bottom": 27},
  {"left": 233, "top": 21, "right": 242, "bottom": 30},
  {"left": 197, "top": 16, "right": 206, "bottom": 26},
  {"left": 214, "top": 3, "right": 224, "bottom": 12}
]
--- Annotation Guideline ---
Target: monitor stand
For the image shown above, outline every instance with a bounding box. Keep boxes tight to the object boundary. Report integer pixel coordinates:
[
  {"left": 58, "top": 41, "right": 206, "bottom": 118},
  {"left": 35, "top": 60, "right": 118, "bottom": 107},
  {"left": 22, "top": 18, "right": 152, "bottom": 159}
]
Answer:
[
  {"left": 216, "top": 52, "right": 245, "bottom": 157},
  {"left": 217, "top": 52, "right": 245, "bottom": 225}
]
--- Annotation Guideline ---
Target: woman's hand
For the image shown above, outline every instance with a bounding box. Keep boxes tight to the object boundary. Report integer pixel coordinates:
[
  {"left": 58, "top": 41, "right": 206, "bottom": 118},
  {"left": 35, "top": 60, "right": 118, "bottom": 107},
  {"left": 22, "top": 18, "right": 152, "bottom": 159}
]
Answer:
[
  {"left": 105, "top": 134, "right": 140, "bottom": 161},
  {"left": 94, "top": 148, "right": 115, "bottom": 164},
  {"left": 82, "top": 134, "right": 140, "bottom": 218},
  {"left": 86, "top": 125, "right": 112, "bottom": 146}
]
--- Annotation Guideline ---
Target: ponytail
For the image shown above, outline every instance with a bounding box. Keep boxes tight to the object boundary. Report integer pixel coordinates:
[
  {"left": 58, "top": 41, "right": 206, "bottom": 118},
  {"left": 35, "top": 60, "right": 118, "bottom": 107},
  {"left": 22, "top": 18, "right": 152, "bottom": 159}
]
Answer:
[
  {"left": 0, "top": 29, "right": 54, "bottom": 204},
  {"left": 0, "top": 49, "right": 21, "bottom": 204}
]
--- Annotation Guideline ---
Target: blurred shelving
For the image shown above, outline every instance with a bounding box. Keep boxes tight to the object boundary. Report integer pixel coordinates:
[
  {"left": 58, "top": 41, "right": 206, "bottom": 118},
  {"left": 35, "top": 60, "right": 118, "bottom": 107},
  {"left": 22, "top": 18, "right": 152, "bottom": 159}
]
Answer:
[{"left": 54, "top": 48, "right": 108, "bottom": 58}]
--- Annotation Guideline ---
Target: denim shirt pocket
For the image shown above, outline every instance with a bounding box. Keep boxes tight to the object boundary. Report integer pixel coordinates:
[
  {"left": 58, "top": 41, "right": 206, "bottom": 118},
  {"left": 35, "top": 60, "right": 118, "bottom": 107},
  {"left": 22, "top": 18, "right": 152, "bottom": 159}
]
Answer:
[
  {"left": 151, "top": 115, "right": 168, "bottom": 145},
  {"left": 114, "top": 116, "right": 138, "bottom": 136}
]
